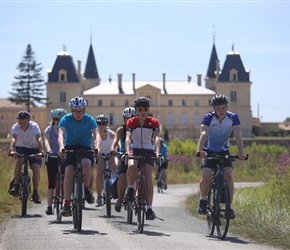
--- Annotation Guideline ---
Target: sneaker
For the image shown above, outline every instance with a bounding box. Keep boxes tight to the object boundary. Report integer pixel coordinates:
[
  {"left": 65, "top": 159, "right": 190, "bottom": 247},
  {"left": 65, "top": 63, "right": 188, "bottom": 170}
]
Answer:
[
  {"left": 45, "top": 206, "right": 53, "bottom": 215},
  {"left": 115, "top": 200, "right": 122, "bottom": 212},
  {"left": 85, "top": 189, "right": 95, "bottom": 204},
  {"left": 95, "top": 196, "right": 103, "bottom": 207},
  {"left": 146, "top": 208, "right": 156, "bottom": 220},
  {"left": 31, "top": 192, "right": 41, "bottom": 204},
  {"left": 9, "top": 186, "right": 20, "bottom": 197},
  {"left": 197, "top": 199, "right": 207, "bottom": 215},
  {"left": 126, "top": 187, "right": 134, "bottom": 202},
  {"left": 61, "top": 205, "right": 71, "bottom": 217},
  {"left": 229, "top": 208, "right": 236, "bottom": 219},
  {"left": 164, "top": 184, "right": 167, "bottom": 190}
]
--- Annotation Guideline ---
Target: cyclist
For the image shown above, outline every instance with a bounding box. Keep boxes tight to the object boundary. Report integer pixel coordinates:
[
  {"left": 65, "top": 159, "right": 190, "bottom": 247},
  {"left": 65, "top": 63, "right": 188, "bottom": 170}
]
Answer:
[
  {"left": 154, "top": 137, "right": 169, "bottom": 190},
  {"left": 195, "top": 94, "right": 247, "bottom": 219},
  {"left": 58, "top": 96, "right": 97, "bottom": 216},
  {"left": 111, "top": 107, "right": 136, "bottom": 212},
  {"left": 125, "top": 97, "right": 161, "bottom": 220},
  {"left": 9, "top": 110, "right": 44, "bottom": 204},
  {"left": 43, "top": 108, "right": 67, "bottom": 215},
  {"left": 95, "top": 114, "right": 116, "bottom": 207}
]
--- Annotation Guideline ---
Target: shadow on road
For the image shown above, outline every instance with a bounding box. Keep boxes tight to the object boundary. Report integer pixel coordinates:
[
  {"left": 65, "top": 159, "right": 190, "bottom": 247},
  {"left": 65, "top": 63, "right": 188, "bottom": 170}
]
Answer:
[
  {"left": 11, "top": 214, "right": 42, "bottom": 218},
  {"left": 61, "top": 229, "right": 107, "bottom": 235},
  {"left": 207, "top": 235, "right": 255, "bottom": 245}
]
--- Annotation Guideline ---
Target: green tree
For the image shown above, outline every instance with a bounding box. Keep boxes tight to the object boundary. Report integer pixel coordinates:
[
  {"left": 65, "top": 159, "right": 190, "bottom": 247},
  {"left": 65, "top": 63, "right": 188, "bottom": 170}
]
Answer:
[{"left": 8, "top": 44, "right": 48, "bottom": 113}]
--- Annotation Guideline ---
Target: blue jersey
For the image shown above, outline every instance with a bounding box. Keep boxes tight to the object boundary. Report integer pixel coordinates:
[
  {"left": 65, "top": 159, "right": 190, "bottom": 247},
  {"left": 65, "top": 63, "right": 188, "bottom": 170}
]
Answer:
[
  {"left": 202, "top": 111, "right": 241, "bottom": 152},
  {"left": 154, "top": 144, "right": 168, "bottom": 160},
  {"left": 59, "top": 113, "right": 97, "bottom": 147}
]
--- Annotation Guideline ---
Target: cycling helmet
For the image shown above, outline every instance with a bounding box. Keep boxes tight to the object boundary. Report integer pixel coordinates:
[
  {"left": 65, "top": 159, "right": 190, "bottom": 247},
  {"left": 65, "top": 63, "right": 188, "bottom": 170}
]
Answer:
[
  {"left": 134, "top": 97, "right": 150, "bottom": 108},
  {"left": 211, "top": 94, "right": 229, "bottom": 106},
  {"left": 159, "top": 137, "right": 165, "bottom": 143},
  {"left": 96, "top": 114, "right": 109, "bottom": 123},
  {"left": 69, "top": 96, "right": 87, "bottom": 108},
  {"left": 123, "top": 107, "right": 136, "bottom": 118},
  {"left": 17, "top": 110, "right": 31, "bottom": 119},
  {"left": 51, "top": 108, "right": 67, "bottom": 119}
]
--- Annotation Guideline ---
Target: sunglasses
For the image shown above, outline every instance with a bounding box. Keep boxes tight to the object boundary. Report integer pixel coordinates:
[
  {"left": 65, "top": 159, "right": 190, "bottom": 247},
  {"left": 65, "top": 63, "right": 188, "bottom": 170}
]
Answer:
[
  {"left": 72, "top": 110, "right": 85, "bottom": 114},
  {"left": 137, "top": 107, "right": 149, "bottom": 112},
  {"left": 53, "top": 118, "right": 59, "bottom": 121},
  {"left": 97, "top": 122, "right": 107, "bottom": 126}
]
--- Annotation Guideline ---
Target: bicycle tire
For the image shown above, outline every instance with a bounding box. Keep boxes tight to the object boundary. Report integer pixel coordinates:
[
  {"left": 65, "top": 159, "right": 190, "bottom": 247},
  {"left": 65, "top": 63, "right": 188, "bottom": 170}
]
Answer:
[
  {"left": 76, "top": 172, "right": 83, "bottom": 232},
  {"left": 72, "top": 177, "right": 78, "bottom": 230},
  {"left": 127, "top": 200, "right": 133, "bottom": 224},
  {"left": 21, "top": 176, "right": 28, "bottom": 217},
  {"left": 105, "top": 179, "right": 111, "bottom": 217},
  {"left": 55, "top": 174, "right": 63, "bottom": 222},
  {"left": 216, "top": 182, "right": 231, "bottom": 239},
  {"left": 206, "top": 186, "right": 215, "bottom": 236},
  {"left": 137, "top": 176, "right": 146, "bottom": 233}
]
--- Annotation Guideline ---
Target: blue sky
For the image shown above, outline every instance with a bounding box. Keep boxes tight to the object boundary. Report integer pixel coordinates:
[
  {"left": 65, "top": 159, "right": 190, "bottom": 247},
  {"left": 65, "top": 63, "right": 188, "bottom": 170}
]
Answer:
[{"left": 1, "top": 1, "right": 290, "bottom": 122}]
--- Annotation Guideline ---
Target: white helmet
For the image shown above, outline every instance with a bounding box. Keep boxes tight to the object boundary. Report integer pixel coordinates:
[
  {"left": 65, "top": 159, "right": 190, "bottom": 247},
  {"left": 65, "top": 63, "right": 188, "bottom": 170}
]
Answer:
[
  {"left": 69, "top": 96, "right": 87, "bottom": 109},
  {"left": 123, "top": 107, "right": 136, "bottom": 118}
]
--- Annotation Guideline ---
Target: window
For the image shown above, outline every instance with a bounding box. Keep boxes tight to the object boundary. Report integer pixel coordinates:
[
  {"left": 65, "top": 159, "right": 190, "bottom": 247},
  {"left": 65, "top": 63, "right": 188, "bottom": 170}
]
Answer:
[
  {"left": 167, "top": 113, "right": 174, "bottom": 126},
  {"left": 230, "top": 91, "right": 237, "bottom": 102},
  {"left": 0, "top": 114, "right": 3, "bottom": 120},
  {"left": 181, "top": 113, "right": 188, "bottom": 125},
  {"left": 98, "top": 100, "right": 102, "bottom": 106},
  {"left": 168, "top": 99, "right": 173, "bottom": 106},
  {"left": 109, "top": 113, "right": 114, "bottom": 126},
  {"left": 194, "top": 113, "right": 200, "bottom": 126},
  {"left": 229, "top": 69, "right": 238, "bottom": 81},
  {"left": 194, "top": 100, "right": 199, "bottom": 106},
  {"left": 58, "top": 69, "right": 67, "bottom": 82},
  {"left": 182, "top": 99, "right": 187, "bottom": 106},
  {"left": 110, "top": 100, "right": 115, "bottom": 106},
  {"left": 60, "top": 92, "right": 66, "bottom": 103},
  {"left": 124, "top": 99, "right": 129, "bottom": 106}
]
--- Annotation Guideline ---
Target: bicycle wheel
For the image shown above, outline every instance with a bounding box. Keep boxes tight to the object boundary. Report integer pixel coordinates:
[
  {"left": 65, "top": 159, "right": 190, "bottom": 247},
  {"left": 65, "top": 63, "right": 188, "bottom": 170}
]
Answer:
[
  {"left": 216, "top": 182, "right": 231, "bottom": 239},
  {"left": 206, "top": 186, "right": 215, "bottom": 236},
  {"left": 72, "top": 177, "right": 78, "bottom": 230},
  {"left": 55, "top": 174, "right": 63, "bottom": 222},
  {"left": 127, "top": 200, "right": 133, "bottom": 224},
  {"left": 21, "top": 176, "right": 28, "bottom": 217},
  {"left": 105, "top": 179, "right": 111, "bottom": 217},
  {"left": 76, "top": 172, "right": 83, "bottom": 232},
  {"left": 137, "top": 176, "right": 146, "bottom": 233}
]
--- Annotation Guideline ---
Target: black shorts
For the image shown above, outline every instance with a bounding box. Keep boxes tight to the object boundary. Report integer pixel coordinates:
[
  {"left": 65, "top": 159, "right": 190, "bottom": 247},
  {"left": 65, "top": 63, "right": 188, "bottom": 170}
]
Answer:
[
  {"left": 159, "top": 161, "right": 168, "bottom": 170},
  {"left": 117, "top": 159, "right": 128, "bottom": 175},
  {"left": 201, "top": 150, "right": 233, "bottom": 170},
  {"left": 130, "top": 148, "right": 155, "bottom": 167},
  {"left": 62, "top": 145, "right": 94, "bottom": 168}
]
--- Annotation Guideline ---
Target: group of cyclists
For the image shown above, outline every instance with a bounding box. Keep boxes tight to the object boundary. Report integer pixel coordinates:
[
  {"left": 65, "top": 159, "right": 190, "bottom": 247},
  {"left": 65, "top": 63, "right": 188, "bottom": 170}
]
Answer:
[{"left": 8, "top": 93, "right": 247, "bottom": 222}]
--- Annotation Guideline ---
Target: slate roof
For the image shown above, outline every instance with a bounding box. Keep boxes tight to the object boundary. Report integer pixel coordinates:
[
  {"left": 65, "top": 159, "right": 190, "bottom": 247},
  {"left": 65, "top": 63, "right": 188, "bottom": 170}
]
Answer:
[
  {"left": 206, "top": 44, "right": 218, "bottom": 78},
  {"left": 47, "top": 51, "right": 80, "bottom": 83},
  {"left": 218, "top": 51, "right": 250, "bottom": 82},
  {"left": 83, "top": 81, "right": 215, "bottom": 96},
  {"left": 84, "top": 44, "right": 99, "bottom": 79}
]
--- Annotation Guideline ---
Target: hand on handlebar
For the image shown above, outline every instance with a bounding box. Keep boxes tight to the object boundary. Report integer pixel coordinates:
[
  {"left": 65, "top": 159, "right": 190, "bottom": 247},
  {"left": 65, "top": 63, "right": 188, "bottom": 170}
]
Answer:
[
  {"left": 195, "top": 151, "right": 207, "bottom": 159},
  {"left": 58, "top": 147, "right": 65, "bottom": 158},
  {"left": 8, "top": 150, "right": 19, "bottom": 159},
  {"left": 238, "top": 154, "right": 248, "bottom": 161}
]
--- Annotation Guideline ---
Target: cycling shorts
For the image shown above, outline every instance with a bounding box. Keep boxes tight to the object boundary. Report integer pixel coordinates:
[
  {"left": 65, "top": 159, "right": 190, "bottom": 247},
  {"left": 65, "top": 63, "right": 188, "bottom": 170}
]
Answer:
[
  {"left": 16, "top": 147, "right": 42, "bottom": 166},
  {"left": 201, "top": 150, "right": 233, "bottom": 170}
]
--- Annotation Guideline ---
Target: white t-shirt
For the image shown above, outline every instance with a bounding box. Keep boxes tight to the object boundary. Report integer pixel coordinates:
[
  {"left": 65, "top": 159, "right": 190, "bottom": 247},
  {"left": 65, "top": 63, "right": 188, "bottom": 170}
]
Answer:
[{"left": 11, "top": 121, "right": 41, "bottom": 148}]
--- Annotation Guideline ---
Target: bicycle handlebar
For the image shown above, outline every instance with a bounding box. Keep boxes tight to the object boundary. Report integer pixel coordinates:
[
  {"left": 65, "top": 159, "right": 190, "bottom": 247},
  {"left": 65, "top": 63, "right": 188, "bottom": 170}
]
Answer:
[
  {"left": 124, "top": 153, "right": 163, "bottom": 167},
  {"left": 196, "top": 152, "right": 248, "bottom": 161},
  {"left": 8, "top": 150, "right": 44, "bottom": 159}
]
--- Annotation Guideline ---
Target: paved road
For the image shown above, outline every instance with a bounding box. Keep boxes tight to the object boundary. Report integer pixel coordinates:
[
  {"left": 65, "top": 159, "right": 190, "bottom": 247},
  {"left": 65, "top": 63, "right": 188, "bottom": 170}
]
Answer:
[{"left": 0, "top": 183, "right": 280, "bottom": 250}]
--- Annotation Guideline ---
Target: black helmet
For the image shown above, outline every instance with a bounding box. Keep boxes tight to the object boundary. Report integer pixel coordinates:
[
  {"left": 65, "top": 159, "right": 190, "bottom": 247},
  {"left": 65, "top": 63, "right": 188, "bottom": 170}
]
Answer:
[
  {"left": 96, "top": 114, "right": 109, "bottom": 123},
  {"left": 17, "top": 110, "right": 31, "bottom": 119},
  {"left": 134, "top": 97, "right": 150, "bottom": 108},
  {"left": 211, "top": 94, "right": 228, "bottom": 106}
]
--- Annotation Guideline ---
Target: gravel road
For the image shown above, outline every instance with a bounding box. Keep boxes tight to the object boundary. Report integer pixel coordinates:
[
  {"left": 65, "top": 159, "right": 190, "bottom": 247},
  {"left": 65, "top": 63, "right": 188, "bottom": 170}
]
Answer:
[{"left": 0, "top": 183, "right": 280, "bottom": 250}]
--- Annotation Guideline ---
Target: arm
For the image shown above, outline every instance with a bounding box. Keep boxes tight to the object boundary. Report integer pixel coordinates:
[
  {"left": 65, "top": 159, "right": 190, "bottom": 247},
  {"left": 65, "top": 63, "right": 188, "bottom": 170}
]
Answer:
[
  {"left": 125, "top": 130, "right": 132, "bottom": 154},
  {"left": 10, "top": 134, "right": 17, "bottom": 152},
  {"left": 153, "top": 131, "right": 160, "bottom": 156},
  {"left": 91, "top": 128, "right": 97, "bottom": 151},
  {"left": 58, "top": 127, "right": 65, "bottom": 157},
  {"left": 111, "top": 127, "right": 122, "bottom": 150},
  {"left": 196, "top": 124, "right": 208, "bottom": 158},
  {"left": 43, "top": 132, "right": 52, "bottom": 154},
  {"left": 233, "top": 125, "right": 247, "bottom": 160}
]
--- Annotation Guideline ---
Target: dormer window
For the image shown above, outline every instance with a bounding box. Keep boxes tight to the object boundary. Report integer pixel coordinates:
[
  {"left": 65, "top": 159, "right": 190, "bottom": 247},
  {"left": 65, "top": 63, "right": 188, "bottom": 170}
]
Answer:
[
  {"left": 58, "top": 69, "right": 67, "bottom": 82},
  {"left": 229, "top": 69, "right": 238, "bottom": 81}
]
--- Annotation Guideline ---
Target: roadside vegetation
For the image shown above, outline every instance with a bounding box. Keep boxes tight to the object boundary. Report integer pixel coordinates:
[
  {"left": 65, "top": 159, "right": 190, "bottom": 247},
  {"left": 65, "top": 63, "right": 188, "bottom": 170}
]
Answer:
[{"left": 0, "top": 139, "right": 289, "bottom": 249}]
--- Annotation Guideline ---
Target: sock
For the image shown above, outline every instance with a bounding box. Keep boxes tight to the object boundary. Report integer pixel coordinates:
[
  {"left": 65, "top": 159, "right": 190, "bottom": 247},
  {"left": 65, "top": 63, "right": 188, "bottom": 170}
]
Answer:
[
  {"left": 129, "top": 183, "right": 136, "bottom": 189},
  {"left": 33, "top": 189, "right": 38, "bottom": 194},
  {"left": 84, "top": 185, "right": 89, "bottom": 190},
  {"left": 147, "top": 205, "right": 152, "bottom": 210},
  {"left": 200, "top": 196, "right": 207, "bottom": 200}
]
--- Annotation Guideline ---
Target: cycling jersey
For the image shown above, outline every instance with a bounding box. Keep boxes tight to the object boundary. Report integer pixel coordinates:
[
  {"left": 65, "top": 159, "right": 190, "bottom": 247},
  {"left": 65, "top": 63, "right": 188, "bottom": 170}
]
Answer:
[
  {"left": 127, "top": 116, "right": 159, "bottom": 151},
  {"left": 59, "top": 113, "right": 97, "bottom": 147},
  {"left": 44, "top": 125, "right": 58, "bottom": 154},
  {"left": 202, "top": 111, "right": 241, "bottom": 152}
]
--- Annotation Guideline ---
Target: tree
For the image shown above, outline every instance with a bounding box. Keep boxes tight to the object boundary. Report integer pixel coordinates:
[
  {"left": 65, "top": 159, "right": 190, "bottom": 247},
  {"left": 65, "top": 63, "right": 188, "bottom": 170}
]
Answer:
[{"left": 8, "top": 44, "right": 48, "bottom": 113}]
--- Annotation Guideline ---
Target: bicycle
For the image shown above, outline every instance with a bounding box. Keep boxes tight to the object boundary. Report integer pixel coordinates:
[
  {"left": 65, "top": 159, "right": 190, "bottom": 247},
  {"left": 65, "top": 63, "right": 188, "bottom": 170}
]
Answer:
[
  {"left": 125, "top": 154, "right": 162, "bottom": 233},
  {"left": 100, "top": 151, "right": 113, "bottom": 217},
  {"left": 8, "top": 150, "right": 43, "bottom": 217},
  {"left": 47, "top": 152, "right": 64, "bottom": 222},
  {"left": 200, "top": 152, "right": 248, "bottom": 239},
  {"left": 63, "top": 149, "right": 94, "bottom": 232},
  {"left": 156, "top": 161, "right": 168, "bottom": 193}
]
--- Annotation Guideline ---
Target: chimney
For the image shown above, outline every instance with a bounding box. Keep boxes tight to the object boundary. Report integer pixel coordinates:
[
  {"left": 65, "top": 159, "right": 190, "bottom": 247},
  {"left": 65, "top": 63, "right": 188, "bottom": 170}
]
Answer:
[
  {"left": 163, "top": 73, "right": 167, "bottom": 94},
  {"left": 197, "top": 74, "right": 202, "bottom": 86},
  {"left": 118, "top": 73, "right": 124, "bottom": 94},
  {"left": 77, "top": 60, "right": 81, "bottom": 76},
  {"left": 132, "top": 73, "right": 136, "bottom": 93},
  {"left": 215, "top": 59, "right": 220, "bottom": 79}
]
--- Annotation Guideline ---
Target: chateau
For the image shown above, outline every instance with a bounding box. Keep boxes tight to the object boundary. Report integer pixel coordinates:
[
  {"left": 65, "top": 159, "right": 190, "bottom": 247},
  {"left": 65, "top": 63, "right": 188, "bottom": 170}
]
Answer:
[{"left": 1, "top": 41, "right": 253, "bottom": 139}]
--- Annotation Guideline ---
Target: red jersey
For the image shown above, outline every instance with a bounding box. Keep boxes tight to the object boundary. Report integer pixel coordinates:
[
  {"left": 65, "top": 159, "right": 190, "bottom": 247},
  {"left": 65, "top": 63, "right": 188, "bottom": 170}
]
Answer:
[{"left": 126, "top": 116, "right": 160, "bottom": 150}]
